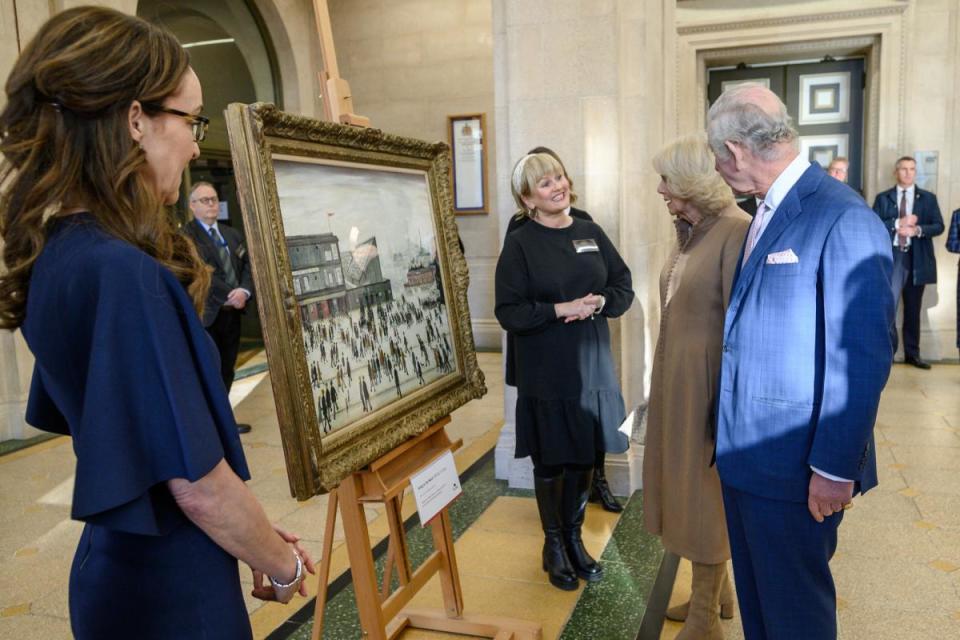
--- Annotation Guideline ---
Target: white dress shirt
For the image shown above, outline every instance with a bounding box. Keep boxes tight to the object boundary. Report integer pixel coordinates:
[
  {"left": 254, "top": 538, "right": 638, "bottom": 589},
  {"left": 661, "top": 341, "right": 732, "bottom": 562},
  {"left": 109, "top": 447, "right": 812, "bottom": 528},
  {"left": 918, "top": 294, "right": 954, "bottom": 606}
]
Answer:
[
  {"left": 748, "top": 152, "right": 811, "bottom": 248},
  {"left": 894, "top": 184, "right": 917, "bottom": 247}
]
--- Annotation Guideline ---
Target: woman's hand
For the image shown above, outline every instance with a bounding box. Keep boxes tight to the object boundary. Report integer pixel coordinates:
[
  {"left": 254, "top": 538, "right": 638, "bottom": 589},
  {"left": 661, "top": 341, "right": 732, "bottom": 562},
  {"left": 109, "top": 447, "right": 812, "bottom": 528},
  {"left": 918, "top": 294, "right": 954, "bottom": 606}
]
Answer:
[
  {"left": 272, "top": 525, "right": 317, "bottom": 586},
  {"left": 555, "top": 297, "right": 598, "bottom": 323},
  {"left": 582, "top": 293, "right": 605, "bottom": 315},
  {"left": 250, "top": 526, "right": 317, "bottom": 603}
]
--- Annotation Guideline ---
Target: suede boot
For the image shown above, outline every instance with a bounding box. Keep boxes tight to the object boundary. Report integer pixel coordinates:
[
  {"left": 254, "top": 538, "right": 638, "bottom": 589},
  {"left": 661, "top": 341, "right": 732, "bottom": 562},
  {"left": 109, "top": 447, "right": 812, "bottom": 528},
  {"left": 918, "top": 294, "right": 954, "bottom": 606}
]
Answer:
[
  {"left": 561, "top": 468, "right": 603, "bottom": 581},
  {"left": 534, "top": 475, "right": 579, "bottom": 591},
  {"left": 676, "top": 562, "right": 725, "bottom": 640},
  {"left": 589, "top": 464, "right": 624, "bottom": 513},
  {"left": 666, "top": 562, "right": 735, "bottom": 621}
]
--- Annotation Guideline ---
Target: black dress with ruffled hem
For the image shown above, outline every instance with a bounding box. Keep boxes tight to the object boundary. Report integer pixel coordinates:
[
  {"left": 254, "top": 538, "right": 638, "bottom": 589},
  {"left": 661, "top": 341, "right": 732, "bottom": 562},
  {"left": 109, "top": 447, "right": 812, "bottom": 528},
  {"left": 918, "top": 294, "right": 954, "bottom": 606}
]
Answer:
[{"left": 495, "top": 218, "right": 633, "bottom": 466}]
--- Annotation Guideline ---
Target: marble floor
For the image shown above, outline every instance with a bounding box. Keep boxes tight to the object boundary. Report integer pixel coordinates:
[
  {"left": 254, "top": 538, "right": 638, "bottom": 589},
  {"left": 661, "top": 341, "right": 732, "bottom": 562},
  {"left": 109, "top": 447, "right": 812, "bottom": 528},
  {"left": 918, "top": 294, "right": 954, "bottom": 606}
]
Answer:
[{"left": 0, "top": 355, "right": 957, "bottom": 639}]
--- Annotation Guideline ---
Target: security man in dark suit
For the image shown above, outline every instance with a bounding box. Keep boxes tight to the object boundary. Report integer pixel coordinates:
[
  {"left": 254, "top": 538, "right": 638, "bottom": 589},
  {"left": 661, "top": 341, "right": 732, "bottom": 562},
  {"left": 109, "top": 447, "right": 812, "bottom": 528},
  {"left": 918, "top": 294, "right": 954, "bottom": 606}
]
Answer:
[
  {"left": 872, "top": 156, "right": 944, "bottom": 369},
  {"left": 184, "top": 181, "right": 255, "bottom": 431}
]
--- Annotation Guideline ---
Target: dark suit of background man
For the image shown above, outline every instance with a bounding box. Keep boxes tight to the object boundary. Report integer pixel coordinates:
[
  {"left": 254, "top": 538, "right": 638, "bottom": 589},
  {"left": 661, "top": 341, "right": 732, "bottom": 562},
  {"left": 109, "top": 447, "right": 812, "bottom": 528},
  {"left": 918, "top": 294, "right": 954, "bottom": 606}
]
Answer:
[
  {"left": 872, "top": 157, "right": 944, "bottom": 369},
  {"left": 947, "top": 208, "right": 960, "bottom": 359},
  {"left": 184, "top": 181, "right": 255, "bottom": 433},
  {"left": 708, "top": 83, "right": 894, "bottom": 639}
]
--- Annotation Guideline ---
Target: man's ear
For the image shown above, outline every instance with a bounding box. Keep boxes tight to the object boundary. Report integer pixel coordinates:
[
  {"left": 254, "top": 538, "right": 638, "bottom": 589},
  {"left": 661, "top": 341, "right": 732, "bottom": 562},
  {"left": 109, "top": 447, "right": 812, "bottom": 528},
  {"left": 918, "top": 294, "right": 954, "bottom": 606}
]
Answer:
[
  {"left": 724, "top": 140, "right": 745, "bottom": 171},
  {"left": 128, "top": 100, "right": 145, "bottom": 145}
]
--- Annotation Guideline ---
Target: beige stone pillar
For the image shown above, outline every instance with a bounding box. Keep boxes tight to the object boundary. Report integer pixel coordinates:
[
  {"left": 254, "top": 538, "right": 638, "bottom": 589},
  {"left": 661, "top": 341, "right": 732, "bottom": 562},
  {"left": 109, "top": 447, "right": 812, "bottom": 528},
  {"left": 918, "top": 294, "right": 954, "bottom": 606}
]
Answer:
[{"left": 493, "top": 0, "right": 676, "bottom": 491}]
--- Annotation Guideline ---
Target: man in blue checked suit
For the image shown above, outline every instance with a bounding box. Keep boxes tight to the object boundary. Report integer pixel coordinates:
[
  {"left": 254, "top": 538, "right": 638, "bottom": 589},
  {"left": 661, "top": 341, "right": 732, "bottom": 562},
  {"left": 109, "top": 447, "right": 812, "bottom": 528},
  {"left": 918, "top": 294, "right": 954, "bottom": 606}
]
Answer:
[{"left": 706, "top": 84, "right": 895, "bottom": 639}]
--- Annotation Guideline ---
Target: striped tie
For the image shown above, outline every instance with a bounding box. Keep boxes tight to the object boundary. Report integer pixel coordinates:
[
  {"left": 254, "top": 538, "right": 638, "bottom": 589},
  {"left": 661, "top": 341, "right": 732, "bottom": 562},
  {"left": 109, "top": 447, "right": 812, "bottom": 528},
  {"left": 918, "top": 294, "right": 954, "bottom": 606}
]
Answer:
[{"left": 209, "top": 226, "right": 239, "bottom": 289}]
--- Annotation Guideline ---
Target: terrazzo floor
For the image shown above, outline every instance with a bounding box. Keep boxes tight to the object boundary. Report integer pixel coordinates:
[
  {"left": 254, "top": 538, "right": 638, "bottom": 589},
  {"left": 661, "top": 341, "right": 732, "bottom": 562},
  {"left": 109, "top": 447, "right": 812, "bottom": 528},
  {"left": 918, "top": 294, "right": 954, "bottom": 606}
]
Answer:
[{"left": 0, "top": 355, "right": 958, "bottom": 639}]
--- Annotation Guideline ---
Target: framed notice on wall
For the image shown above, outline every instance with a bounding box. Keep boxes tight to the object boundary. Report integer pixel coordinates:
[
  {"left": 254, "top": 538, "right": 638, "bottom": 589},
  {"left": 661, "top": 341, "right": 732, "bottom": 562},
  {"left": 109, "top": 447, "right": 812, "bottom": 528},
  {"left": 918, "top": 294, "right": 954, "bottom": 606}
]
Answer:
[{"left": 447, "top": 114, "right": 488, "bottom": 214}]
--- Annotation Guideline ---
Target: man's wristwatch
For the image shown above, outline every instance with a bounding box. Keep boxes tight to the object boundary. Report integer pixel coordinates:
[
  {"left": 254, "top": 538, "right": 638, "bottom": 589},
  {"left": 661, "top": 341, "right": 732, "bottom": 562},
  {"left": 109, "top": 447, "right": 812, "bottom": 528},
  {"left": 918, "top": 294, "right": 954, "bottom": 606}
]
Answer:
[{"left": 269, "top": 551, "right": 304, "bottom": 591}]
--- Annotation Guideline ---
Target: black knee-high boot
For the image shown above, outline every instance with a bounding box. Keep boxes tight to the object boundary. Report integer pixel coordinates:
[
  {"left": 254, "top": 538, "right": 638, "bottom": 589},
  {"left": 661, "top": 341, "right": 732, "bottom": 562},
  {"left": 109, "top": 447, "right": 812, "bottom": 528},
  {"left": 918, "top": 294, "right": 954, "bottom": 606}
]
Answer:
[
  {"left": 534, "top": 474, "right": 579, "bottom": 591},
  {"left": 562, "top": 467, "right": 603, "bottom": 581},
  {"left": 590, "top": 453, "right": 623, "bottom": 513}
]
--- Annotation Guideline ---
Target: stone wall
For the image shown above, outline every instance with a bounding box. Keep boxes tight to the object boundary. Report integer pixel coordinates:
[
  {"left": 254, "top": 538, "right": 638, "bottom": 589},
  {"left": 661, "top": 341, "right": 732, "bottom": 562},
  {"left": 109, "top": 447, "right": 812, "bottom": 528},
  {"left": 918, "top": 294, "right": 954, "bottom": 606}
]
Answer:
[
  {"left": 493, "top": 0, "right": 678, "bottom": 489},
  {"left": 328, "top": 0, "right": 501, "bottom": 349},
  {"left": 676, "top": 0, "right": 960, "bottom": 357}
]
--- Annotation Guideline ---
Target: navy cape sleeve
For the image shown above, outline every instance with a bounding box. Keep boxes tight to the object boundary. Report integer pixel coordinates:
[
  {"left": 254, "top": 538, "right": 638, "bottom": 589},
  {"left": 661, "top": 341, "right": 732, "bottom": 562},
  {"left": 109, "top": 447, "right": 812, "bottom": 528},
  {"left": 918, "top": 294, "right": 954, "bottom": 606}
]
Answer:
[
  {"left": 25, "top": 369, "right": 70, "bottom": 435},
  {"left": 42, "top": 247, "right": 249, "bottom": 536}
]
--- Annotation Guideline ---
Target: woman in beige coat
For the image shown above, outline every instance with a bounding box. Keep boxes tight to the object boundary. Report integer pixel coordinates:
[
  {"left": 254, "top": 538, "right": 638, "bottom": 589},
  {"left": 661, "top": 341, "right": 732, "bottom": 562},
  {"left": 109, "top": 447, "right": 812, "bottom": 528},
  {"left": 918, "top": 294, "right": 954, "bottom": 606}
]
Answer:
[{"left": 643, "top": 134, "right": 750, "bottom": 640}]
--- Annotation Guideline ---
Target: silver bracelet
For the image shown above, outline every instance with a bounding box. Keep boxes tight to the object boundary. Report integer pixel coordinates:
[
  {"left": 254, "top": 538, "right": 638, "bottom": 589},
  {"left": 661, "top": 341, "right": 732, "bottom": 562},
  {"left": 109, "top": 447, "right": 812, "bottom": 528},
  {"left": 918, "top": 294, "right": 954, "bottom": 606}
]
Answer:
[
  {"left": 593, "top": 295, "right": 606, "bottom": 315},
  {"left": 269, "top": 551, "right": 303, "bottom": 590}
]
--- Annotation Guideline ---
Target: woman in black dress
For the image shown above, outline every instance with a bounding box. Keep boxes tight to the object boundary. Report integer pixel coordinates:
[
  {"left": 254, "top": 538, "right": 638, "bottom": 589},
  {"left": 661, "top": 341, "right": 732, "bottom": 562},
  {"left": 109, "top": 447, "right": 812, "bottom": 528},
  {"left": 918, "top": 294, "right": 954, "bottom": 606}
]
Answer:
[
  {"left": 0, "top": 8, "right": 312, "bottom": 638},
  {"left": 503, "top": 146, "right": 624, "bottom": 513},
  {"left": 495, "top": 152, "right": 633, "bottom": 590}
]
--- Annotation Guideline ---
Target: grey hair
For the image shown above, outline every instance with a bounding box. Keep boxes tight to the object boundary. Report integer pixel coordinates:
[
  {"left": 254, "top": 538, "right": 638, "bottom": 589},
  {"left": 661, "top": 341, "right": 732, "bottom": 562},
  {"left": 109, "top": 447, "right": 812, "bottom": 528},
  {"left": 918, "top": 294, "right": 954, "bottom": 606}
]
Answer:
[
  {"left": 706, "top": 83, "right": 798, "bottom": 162},
  {"left": 189, "top": 180, "right": 217, "bottom": 198}
]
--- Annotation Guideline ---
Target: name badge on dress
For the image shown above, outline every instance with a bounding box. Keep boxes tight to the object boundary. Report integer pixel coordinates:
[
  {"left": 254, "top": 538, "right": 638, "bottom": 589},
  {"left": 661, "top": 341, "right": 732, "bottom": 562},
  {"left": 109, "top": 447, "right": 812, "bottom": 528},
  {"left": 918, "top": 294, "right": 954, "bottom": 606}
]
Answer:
[{"left": 573, "top": 239, "right": 599, "bottom": 253}]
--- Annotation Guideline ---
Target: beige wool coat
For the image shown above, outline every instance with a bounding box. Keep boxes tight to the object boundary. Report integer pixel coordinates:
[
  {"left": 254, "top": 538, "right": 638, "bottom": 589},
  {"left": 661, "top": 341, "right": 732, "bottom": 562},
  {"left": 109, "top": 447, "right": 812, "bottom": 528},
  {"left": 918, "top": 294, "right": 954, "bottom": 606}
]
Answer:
[{"left": 643, "top": 204, "right": 751, "bottom": 564}]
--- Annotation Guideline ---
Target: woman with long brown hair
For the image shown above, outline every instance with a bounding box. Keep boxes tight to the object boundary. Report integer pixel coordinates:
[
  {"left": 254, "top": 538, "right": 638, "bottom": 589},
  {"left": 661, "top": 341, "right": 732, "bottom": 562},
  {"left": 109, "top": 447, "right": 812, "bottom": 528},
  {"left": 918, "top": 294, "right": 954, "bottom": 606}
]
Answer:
[{"left": 0, "top": 7, "right": 312, "bottom": 638}]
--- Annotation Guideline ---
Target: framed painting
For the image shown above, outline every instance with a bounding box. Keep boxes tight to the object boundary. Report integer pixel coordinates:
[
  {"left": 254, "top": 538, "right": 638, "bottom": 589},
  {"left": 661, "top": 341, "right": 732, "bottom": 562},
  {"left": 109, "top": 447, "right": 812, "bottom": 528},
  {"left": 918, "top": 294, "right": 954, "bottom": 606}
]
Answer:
[
  {"left": 798, "top": 71, "right": 851, "bottom": 126},
  {"left": 225, "top": 103, "right": 486, "bottom": 498},
  {"left": 800, "top": 133, "right": 849, "bottom": 170},
  {"left": 447, "top": 114, "right": 488, "bottom": 214}
]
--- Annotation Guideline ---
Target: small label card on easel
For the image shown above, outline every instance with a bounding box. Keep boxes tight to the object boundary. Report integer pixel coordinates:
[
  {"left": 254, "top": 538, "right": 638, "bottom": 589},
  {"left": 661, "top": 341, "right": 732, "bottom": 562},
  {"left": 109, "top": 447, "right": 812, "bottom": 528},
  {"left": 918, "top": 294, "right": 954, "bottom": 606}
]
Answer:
[{"left": 409, "top": 450, "right": 462, "bottom": 526}]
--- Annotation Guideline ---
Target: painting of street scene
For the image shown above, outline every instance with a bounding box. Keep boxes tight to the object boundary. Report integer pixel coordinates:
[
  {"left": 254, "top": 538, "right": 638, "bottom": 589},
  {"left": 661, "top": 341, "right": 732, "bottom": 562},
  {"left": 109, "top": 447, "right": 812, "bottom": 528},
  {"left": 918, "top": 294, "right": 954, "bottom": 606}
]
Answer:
[{"left": 274, "top": 158, "right": 457, "bottom": 435}]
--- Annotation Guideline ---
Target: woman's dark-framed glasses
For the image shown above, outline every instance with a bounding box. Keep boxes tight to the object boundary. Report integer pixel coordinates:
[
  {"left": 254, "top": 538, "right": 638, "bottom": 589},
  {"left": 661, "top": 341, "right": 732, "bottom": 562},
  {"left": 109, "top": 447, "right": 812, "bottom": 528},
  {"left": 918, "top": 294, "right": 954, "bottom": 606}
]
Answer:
[{"left": 140, "top": 102, "right": 209, "bottom": 143}]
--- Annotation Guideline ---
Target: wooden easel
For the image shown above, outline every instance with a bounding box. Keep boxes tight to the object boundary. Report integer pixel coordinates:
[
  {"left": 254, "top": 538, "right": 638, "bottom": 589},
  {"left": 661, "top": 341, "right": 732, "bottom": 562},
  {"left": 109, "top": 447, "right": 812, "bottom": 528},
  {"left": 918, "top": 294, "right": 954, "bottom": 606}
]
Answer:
[
  {"left": 306, "top": 10, "right": 536, "bottom": 638},
  {"left": 310, "top": 417, "right": 542, "bottom": 640},
  {"left": 312, "top": 0, "right": 370, "bottom": 127}
]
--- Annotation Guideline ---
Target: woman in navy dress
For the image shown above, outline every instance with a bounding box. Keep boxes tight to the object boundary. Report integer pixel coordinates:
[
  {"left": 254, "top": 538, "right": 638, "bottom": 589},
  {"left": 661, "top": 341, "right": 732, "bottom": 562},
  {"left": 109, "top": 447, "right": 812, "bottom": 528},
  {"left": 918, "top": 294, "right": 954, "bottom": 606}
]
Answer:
[
  {"left": 0, "top": 8, "right": 313, "bottom": 638},
  {"left": 495, "top": 153, "right": 634, "bottom": 591}
]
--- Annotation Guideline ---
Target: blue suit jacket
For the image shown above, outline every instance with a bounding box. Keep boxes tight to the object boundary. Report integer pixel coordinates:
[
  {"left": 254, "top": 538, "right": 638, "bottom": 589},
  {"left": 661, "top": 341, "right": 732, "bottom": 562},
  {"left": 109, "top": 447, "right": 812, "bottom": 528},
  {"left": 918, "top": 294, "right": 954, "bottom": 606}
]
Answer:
[
  {"left": 716, "top": 165, "right": 895, "bottom": 503},
  {"left": 871, "top": 186, "right": 944, "bottom": 285}
]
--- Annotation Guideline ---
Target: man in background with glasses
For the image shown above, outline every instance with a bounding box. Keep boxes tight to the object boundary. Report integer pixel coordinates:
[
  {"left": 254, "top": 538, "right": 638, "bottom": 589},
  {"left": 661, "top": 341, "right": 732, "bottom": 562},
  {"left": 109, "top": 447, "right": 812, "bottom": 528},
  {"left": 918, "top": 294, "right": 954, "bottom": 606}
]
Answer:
[{"left": 184, "top": 181, "right": 255, "bottom": 433}]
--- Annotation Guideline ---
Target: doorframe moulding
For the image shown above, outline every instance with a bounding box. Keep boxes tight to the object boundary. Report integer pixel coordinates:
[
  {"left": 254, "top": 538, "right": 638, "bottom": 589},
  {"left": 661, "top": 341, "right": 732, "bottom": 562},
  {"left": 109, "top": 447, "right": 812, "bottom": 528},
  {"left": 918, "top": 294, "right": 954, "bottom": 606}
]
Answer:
[{"left": 676, "top": 3, "right": 909, "bottom": 203}]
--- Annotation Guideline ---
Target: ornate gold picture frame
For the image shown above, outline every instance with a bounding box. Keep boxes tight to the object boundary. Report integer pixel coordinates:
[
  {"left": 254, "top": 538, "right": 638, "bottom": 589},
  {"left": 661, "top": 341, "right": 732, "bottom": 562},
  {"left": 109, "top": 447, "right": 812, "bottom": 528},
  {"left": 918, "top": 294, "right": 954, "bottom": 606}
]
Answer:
[{"left": 226, "top": 103, "right": 486, "bottom": 499}]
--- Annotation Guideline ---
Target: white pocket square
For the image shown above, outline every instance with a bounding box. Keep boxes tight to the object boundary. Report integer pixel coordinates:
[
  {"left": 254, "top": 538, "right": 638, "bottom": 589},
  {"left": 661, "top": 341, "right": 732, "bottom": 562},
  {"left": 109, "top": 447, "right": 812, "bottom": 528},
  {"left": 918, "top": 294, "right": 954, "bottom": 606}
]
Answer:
[{"left": 766, "top": 249, "right": 799, "bottom": 264}]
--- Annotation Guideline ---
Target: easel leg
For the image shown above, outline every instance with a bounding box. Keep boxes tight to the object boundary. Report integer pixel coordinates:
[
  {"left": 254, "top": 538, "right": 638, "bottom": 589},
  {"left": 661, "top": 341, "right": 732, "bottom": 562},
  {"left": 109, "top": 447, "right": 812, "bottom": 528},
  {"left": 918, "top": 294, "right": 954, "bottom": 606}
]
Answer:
[
  {"left": 430, "top": 509, "right": 464, "bottom": 617},
  {"left": 387, "top": 492, "right": 412, "bottom": 585},
  {"left": 310, "top": 489, "right": 340, "bottom": 640},
  {"left": 339, "top": 474, "right": 389, "bottom": 640},
  {"left": 381, "top": 492, "right": 411, "bottom": 601}
]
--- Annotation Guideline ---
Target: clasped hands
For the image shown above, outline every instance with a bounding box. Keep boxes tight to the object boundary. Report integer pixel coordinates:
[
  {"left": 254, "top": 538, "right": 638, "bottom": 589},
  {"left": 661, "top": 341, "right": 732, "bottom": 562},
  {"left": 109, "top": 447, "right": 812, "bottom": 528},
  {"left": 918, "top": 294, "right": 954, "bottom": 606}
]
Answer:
[
  {"left": 251, "top": 525, "right": 317, "bottom": 604},
  {"left": 896, "top": 213, "right": 920, "bottom": 238},
  {"left": 225, "top": 288, "right": 249, "bottom": 310},
  {"left": 555, "top": 294, "right": 604, "bottom": 323}
]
